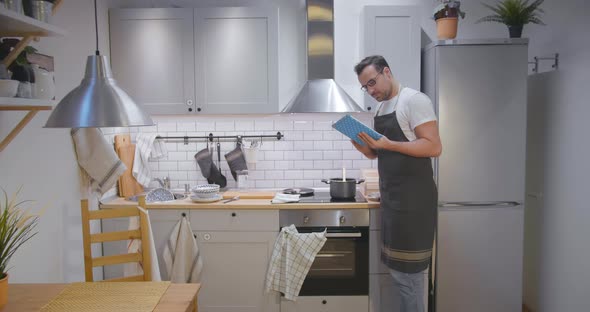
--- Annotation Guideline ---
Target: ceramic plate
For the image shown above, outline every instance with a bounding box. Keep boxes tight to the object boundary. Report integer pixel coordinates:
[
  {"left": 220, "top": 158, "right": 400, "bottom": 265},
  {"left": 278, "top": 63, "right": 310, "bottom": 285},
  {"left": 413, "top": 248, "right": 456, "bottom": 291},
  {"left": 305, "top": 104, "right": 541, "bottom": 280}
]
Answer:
[{"left": 190, "top": 194, "right": 223, "bottom": 203}]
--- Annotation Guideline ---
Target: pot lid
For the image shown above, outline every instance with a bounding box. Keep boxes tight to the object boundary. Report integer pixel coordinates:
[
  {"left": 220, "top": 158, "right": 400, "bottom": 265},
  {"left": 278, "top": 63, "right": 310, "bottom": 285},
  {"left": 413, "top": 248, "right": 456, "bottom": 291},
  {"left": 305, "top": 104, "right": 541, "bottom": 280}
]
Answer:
[{"left": 282, "top": 187, "right": 315, "bottom": 196}]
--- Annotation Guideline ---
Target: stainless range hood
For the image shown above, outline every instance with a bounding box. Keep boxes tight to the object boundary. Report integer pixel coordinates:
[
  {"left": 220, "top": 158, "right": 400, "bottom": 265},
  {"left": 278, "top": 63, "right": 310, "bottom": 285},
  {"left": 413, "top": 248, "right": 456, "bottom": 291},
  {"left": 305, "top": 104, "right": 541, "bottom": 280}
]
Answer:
[{"left": 281, "top": 0, "right": 364, "bottom": 113}]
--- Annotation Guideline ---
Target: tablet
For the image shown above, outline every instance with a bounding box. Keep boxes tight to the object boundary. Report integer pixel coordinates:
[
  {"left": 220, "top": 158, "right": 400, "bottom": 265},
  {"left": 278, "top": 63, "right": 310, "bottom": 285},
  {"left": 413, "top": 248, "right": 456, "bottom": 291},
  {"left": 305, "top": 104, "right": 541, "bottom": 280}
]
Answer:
[{"left": 332, "top": 115, "right": 383, "bottom": 146}]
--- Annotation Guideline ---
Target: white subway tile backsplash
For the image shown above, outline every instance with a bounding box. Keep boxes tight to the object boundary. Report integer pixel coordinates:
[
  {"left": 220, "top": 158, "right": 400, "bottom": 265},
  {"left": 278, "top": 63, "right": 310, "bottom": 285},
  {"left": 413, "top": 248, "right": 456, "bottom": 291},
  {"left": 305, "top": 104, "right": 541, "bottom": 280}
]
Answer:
[
  {"left": 293, "top": 120, "right": 313, "bottom": 131},
  {"left": 304, "top": 151, "right": 323, "bottom": 160},
  {"left": 167, "top": 151, "right": 188, "bottom": 161},
  {"left": 313, "top": 120, "right": 333, "bottom": 131},
  {"left": 304, "top": 131, "right": 323, "bottom": 141},
  {"left": 235, "top": 121, "right": 255, "bottom": 131},
  {"left": 256, "top": 161, "right": 275, "bottom": 170},
  {"left": 256, "top": 180, "right": 275, "bottom": 188},
  {"left": 284, "top": 170, "right": 304, "bottom": 179},
  {"left": 159, "top": 161, "right": 178, "bottom": 171},
  {"left": 265, "top": 170, "right": 284, "bottom": 180},
  {"left": 342, "top": 150, "right": 363, "bottom": 160},
  {"left": 274, "top": 141, "right": 293, "bottom": 151},
  {"left": 313, "top": 141, "right": 333, "bottom": 150},
  {"left": 177, "top": 122, "right": 196, "bottom": 132},
  {"left": 284, "top": 151, "right": 304, "bottom": 160},
  {"left": 293, "top": 160, "right": 314, "bottom": 169},
  {"left": 117, "top": 114, "right": 382, "bottom": 190},
  {"left": 295, "top": 141, "right": 314, "bottom": 151},
  {"left": 314, "top": 160, "right": 332, "bottom": 169},
  {"left": 178, "top": 161, "right": 195, "bottom": 171},
  {"left": 323, "top": 151, "right": 342, "bottom": 160},
  {"left": 255, "top": 120, "right": 274, "bottom": 131},
  {"left": 265, "top": 151, "right": 284, "bottom": 160},
  {"left": 216, "top": 121, "right": 234, "bottom": 131},
  {"left": 275, "top": 161, "right": 291, "bottom": 170},
  {"left": 304, "top": 170, "right": 324, "bottom": 179},
  {"left": 196, "top": 121, "right": 215, "bottom": 132},
  {"left": 157, "top": 122, "right": 177, "bottom": 132},
  {"left": 353, "top": 159, "right": 373, "bottom": 169}
]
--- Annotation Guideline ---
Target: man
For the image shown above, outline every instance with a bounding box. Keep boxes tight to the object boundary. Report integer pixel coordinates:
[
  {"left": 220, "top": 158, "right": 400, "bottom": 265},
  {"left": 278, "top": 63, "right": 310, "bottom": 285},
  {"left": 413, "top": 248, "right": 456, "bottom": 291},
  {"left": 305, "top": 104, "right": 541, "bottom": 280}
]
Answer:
[{"left": 353, "top": 55, "right": 441, "bottom": 312}]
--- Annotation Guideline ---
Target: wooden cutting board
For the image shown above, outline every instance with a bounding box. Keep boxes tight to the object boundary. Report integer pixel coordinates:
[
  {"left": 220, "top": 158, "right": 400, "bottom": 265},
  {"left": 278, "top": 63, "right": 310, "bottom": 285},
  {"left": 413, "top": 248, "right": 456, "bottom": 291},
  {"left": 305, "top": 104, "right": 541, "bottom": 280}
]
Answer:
[
  {"left": 114, "top": 134, "right": 143, "bottom": 197},
  {"left": 221, "top": 191, "right": 276, "bottom": 199}
]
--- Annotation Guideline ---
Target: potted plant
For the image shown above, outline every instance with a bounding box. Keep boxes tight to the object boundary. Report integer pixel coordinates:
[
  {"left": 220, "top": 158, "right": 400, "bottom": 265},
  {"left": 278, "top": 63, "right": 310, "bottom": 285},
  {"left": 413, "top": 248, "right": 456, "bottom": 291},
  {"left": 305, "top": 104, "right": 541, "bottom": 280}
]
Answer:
[
  {"left": 0, "top": 188, "right": 40, "bottom": 307},
  {"left": 476, "top": 0, "right": 545, "bottom": 38},
  {"left": 433, "top": 0, "right": 466, "bottom": 40}
]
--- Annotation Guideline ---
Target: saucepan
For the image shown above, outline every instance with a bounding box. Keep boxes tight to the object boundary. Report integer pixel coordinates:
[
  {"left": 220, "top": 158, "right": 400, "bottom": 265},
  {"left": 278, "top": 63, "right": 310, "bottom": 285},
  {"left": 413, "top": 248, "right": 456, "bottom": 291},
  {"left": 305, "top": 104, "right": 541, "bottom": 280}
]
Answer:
[{"left": 321, "top": 178, "right": 365, "bottom": 199}]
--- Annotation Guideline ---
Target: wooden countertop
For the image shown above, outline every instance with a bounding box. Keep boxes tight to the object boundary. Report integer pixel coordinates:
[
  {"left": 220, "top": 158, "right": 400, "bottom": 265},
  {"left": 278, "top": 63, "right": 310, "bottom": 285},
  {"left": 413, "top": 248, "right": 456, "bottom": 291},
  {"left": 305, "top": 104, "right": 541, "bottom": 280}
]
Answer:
[{"left": 100, "top": 196, "right": 380, "bottom": 210}]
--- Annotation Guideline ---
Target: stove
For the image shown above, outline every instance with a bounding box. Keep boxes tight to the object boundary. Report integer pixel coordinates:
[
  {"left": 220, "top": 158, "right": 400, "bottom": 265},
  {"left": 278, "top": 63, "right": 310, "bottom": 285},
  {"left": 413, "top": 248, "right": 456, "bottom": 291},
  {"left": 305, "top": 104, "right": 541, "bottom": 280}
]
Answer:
[{"left": 295, "top": 191, "right": 367, "bottom": 203}]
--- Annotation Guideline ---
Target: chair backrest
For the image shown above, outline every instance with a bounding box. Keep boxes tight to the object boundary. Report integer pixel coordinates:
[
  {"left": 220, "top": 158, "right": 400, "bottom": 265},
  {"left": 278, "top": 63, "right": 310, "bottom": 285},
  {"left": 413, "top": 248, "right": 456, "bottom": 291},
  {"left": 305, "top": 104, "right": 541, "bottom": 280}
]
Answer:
[{"left": 80, "top": 198, "right": 152, "bottom": 282}]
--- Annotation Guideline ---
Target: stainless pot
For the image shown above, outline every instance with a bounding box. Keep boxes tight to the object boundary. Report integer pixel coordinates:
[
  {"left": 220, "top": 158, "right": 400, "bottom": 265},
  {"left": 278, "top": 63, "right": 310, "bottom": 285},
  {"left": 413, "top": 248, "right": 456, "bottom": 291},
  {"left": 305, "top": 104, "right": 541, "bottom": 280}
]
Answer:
[{"left": 321, "top": 178, "right": 365, "bottom": 199}]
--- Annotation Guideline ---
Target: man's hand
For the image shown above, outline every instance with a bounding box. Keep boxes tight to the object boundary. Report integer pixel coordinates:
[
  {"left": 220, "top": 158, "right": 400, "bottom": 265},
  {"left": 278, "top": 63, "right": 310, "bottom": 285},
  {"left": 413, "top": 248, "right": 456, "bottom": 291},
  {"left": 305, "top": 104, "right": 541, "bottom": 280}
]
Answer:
[
  {"left": 351, "top": 139, "right": 377, "bottom": 159},
  {"left": 358, "top": 132, "right": 392, "bottom": 150}
]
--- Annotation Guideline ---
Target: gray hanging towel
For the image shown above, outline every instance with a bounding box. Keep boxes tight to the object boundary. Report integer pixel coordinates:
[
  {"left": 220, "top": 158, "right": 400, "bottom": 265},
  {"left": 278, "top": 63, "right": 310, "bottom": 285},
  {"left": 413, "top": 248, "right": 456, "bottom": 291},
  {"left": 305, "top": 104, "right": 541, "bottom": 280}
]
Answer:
[{"left": 224, "top": 145, "right": 248, "bottom": 181}]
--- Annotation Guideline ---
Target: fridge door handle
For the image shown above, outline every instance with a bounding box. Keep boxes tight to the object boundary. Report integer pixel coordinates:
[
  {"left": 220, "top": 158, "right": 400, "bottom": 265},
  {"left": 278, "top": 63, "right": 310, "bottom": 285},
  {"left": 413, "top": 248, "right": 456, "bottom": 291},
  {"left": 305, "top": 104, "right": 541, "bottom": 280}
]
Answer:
[{"left": 439, "top": 201, "right": 522, "bottom": 208}]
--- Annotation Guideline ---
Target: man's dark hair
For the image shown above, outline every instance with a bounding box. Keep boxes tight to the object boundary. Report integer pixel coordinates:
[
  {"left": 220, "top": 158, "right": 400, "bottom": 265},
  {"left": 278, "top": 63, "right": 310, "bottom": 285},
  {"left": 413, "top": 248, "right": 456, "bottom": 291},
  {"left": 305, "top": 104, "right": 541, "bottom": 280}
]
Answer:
[{"left": 354, "top": 55, "right": 390, "bottom": 76}]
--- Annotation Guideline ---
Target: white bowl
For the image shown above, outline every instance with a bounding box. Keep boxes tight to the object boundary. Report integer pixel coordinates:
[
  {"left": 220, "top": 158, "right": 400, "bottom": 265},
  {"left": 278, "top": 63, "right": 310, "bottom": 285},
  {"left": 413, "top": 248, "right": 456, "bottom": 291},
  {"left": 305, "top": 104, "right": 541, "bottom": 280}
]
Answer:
[
  {"left": 0, "top": 80, "right": 19, "bottom": 97},
  {"left": 193, "top": 191, "right": 219, "bottom": 199},
  {"left": 192, "top": 184, "right": 220, "bottom": 194}
]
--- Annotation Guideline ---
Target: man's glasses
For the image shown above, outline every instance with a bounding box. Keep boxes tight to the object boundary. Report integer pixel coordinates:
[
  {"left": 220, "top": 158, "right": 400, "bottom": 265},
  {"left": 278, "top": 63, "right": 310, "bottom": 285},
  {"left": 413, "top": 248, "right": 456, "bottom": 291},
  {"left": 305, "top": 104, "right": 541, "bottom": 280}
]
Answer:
[{"left": 361, "top": 70, "right": 383, "bottom": 92}]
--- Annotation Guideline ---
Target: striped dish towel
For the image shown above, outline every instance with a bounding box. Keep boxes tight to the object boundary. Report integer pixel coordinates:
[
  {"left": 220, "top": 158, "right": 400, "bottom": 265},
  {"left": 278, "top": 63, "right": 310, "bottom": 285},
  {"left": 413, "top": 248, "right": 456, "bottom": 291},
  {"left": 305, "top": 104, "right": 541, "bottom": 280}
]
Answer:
[
  {"left": 265, "top": 224, "right": 326, "bottom": 301},
  {"left": 71, "top": 128, "right": 126, "bottom": 195},
  {"left": 132, "top": 134, "right": 164, "bottom": 187},
  {"left": 123, "top": 207, "right": 162, "bottom": 281},
  {"left": 163, "top": 216, "right": 203, "bottom": 283}
]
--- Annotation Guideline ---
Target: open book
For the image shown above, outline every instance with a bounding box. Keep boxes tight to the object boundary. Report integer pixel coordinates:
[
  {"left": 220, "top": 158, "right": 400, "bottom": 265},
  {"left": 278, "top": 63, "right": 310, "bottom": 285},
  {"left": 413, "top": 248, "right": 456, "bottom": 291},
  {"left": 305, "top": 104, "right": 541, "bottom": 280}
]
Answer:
[{"left": 332, "top": 115, "right": 383, "bottom": 146}]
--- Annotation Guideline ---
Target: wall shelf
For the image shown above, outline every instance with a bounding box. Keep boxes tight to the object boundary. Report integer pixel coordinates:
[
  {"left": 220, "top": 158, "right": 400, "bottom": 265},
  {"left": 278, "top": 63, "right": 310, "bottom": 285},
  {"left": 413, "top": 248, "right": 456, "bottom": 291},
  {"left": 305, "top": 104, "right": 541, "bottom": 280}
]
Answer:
[
  {"left": 0, "top": 0, "right": 62, "bottom": 152},
  {"left": 0, "top": 7, "right": 66, "bottom": 37},
  {"left": 0, "top": 102, "right": 52, "bottom": 152}
]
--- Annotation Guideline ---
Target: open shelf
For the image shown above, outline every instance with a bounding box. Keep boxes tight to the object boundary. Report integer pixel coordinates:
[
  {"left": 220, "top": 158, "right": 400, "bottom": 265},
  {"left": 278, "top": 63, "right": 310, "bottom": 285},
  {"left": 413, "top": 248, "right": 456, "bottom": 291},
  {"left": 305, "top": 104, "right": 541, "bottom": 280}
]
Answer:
[
  {"left": 0, "top": 7, "right": 66, "bottom": 37},
  {"left": 0, "top": 97, "right": 55, "bottom": 108},
  {"left": 0, "top": 99, "right": 53, "bottom": 152}
]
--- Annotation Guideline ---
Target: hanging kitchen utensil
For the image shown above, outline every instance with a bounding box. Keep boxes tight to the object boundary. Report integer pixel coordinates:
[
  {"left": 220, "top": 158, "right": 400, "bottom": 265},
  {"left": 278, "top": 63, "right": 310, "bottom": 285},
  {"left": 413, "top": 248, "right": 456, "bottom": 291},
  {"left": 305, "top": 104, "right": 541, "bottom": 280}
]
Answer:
[
  {"left": 216, "top": 140, "right": 227, "bottom": 188},
  {"left": 224, "top": 139, "right": 248, "bottom": 181}
]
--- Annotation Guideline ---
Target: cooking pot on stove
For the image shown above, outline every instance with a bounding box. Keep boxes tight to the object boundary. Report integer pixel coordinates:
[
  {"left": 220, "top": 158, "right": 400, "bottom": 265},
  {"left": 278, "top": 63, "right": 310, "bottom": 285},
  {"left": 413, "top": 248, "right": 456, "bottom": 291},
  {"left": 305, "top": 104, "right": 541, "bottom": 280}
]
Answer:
[{"left": 321, "top": 178, "right": 365, "bottom": 199}]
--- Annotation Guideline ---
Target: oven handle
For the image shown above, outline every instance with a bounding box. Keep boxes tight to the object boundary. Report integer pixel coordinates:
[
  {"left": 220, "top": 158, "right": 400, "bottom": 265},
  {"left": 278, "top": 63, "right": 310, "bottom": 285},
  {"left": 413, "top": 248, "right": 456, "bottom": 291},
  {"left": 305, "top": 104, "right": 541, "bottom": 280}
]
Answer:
[{"left": 325, "top": 232, "right": 362, "bottom": 238}]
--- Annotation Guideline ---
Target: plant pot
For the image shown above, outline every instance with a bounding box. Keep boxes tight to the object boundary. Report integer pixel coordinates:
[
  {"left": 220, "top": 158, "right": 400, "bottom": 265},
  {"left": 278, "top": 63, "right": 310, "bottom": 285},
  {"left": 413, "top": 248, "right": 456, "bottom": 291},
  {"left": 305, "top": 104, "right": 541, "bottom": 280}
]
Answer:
[
  {"left": 436, "top": 17, "right": 458, "bottom": 40},
  {"left": 0, "top": 273, "right": 8, "bottom": 307},
  {"left": 508, "top": 25, "right": 523, "bottom": 38}
]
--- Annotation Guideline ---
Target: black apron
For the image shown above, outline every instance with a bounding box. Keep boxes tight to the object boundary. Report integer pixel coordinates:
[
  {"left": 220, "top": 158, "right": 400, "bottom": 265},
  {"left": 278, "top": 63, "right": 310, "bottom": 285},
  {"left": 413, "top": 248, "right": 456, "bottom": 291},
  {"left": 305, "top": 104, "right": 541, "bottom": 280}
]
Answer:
[{"left": 374, "top": 93, "right": 437, "bottom": 274}]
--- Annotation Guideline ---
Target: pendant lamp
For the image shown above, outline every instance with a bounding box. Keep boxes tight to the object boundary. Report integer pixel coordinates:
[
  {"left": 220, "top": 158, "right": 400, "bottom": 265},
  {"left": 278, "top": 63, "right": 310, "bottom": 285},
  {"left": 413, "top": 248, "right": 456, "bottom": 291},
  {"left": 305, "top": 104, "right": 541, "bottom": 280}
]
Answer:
[{"left": 45, "top": 0, "right": 153, "bottom": 128}]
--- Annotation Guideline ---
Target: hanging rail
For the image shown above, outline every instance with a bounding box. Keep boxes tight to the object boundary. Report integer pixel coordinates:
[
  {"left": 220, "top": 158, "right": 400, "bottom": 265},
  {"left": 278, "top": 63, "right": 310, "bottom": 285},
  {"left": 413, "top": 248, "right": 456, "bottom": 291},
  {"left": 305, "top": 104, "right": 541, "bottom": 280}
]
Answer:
[
  {"left": 529, "top": 53, "right": 559, "bottom": 73},
  {"left": 155, "top": 132, "right": 283, "bottom": 145}
]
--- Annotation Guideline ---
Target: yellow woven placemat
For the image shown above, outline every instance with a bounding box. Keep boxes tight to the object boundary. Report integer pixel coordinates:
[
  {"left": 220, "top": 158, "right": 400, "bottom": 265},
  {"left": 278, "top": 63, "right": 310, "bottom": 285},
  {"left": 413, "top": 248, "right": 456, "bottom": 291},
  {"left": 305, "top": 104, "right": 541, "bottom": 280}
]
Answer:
[{"left": 41, "top": 282, "right": 171, "bottom": 312}]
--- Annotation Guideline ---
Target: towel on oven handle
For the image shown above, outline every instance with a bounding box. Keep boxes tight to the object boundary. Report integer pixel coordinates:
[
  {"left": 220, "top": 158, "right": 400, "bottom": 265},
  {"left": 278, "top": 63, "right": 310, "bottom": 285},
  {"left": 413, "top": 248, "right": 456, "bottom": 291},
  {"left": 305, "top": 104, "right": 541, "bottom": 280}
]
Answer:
[{"left": 265, "top": 224, "right": 327, "bottom": 301}]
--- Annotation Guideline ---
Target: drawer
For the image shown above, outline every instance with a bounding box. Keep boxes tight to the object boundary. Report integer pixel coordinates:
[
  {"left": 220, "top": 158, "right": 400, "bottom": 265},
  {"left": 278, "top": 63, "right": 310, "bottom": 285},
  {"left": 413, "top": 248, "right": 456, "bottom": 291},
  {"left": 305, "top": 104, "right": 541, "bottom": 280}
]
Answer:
[
  {"left": 189, "top": 210, "right": 279, "bottom": 231},
  {"left": 149, "top": 209, "right": 189, "bottom": 222}
]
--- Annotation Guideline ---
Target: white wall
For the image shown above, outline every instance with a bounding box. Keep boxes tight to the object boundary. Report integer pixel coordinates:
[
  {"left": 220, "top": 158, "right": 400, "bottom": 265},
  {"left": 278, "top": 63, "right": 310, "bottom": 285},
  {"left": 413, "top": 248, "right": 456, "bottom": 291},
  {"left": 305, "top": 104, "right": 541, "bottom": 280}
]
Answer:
[{"left": 523, "top": 1, "right": 590, "bottom": 311}]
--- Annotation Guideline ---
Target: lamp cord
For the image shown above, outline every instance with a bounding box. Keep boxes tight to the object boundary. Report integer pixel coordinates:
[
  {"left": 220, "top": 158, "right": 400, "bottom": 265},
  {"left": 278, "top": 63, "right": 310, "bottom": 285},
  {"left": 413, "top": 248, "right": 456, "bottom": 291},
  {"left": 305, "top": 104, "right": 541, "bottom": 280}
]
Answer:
[{"left": 94, "top": 0, "right": 99, "bottom": 55}]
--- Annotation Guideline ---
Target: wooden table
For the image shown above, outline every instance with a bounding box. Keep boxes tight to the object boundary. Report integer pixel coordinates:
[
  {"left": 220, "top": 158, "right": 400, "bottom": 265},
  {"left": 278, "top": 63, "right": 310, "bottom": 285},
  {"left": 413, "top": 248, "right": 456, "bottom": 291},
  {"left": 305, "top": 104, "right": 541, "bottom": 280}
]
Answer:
[{"left": 0, "top": 283, "right": 201, "bottom": 312}]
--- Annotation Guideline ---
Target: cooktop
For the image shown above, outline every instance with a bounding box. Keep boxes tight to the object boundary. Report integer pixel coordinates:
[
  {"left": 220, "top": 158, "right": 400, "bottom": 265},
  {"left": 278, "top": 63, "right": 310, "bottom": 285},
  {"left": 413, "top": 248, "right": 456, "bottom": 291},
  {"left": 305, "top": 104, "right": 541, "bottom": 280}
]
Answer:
[{"left": 295, "top": 191, "right": 367, "bottom": 203}]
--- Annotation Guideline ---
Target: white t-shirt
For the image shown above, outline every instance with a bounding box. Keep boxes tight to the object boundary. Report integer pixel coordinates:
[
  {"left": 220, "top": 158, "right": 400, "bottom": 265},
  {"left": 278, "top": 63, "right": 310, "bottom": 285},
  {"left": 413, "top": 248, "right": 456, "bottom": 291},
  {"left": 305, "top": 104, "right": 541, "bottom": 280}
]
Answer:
[{"left": 374, "top": 87, "right": 437, "bottom": 142}]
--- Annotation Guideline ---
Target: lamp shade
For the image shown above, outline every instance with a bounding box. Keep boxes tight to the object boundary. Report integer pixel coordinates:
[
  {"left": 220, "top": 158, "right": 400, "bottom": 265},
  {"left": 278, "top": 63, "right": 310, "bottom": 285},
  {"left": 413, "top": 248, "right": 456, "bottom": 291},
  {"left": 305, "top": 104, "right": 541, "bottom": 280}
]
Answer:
[{"left": 45, "top": 55, "right": 154, "bottom": 128}]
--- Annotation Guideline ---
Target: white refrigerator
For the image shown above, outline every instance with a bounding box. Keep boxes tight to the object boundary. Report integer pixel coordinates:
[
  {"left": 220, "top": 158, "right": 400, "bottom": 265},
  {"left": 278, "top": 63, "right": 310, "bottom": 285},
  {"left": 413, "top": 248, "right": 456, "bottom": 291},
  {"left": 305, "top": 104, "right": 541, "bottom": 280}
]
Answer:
[{"left": 423, "top": 39, "right": 528, "bottom": 312}]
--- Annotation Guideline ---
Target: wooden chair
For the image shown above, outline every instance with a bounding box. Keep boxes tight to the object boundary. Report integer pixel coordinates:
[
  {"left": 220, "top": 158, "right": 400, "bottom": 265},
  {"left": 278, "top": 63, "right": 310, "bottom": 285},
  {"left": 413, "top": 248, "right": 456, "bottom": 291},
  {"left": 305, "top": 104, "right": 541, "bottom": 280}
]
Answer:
[{"left": 80, "top": 197, "right": 152, "bottom": 282}]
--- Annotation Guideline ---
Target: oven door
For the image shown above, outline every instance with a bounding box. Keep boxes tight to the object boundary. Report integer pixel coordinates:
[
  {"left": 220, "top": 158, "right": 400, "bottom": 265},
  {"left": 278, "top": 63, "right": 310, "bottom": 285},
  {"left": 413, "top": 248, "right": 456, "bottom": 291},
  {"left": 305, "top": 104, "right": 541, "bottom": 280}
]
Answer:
[{"left": 296, "top": 226, "right": 369, "bottom": 296}]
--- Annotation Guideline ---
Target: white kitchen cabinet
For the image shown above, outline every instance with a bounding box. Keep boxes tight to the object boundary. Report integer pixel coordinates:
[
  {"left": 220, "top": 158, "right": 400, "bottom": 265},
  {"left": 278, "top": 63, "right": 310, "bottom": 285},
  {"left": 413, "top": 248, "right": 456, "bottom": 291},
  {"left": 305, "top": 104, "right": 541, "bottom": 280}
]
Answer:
[
  {"left": 194, "top": 230, "right": 279, "bottom": 312},
  {"left": 369, "top": 274, "right": 400, "bottom": 312},
  {"left": 109, "top": 7, "right": 278, "bottom": 115},
  {"left": 109, "top": 9, "right": 195, "bottom": 115},
  {"left": 360, "top": 6, "right": 421, "bottom": 112},
  {"left": 100, "top": 217, "right": 129, "bottom": 280},
  {"left": 194, "top": 7, "right": 279, "bottom": 114},
  {"left": 281, "top": 296, "right": 369, "bottom": 312}
]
